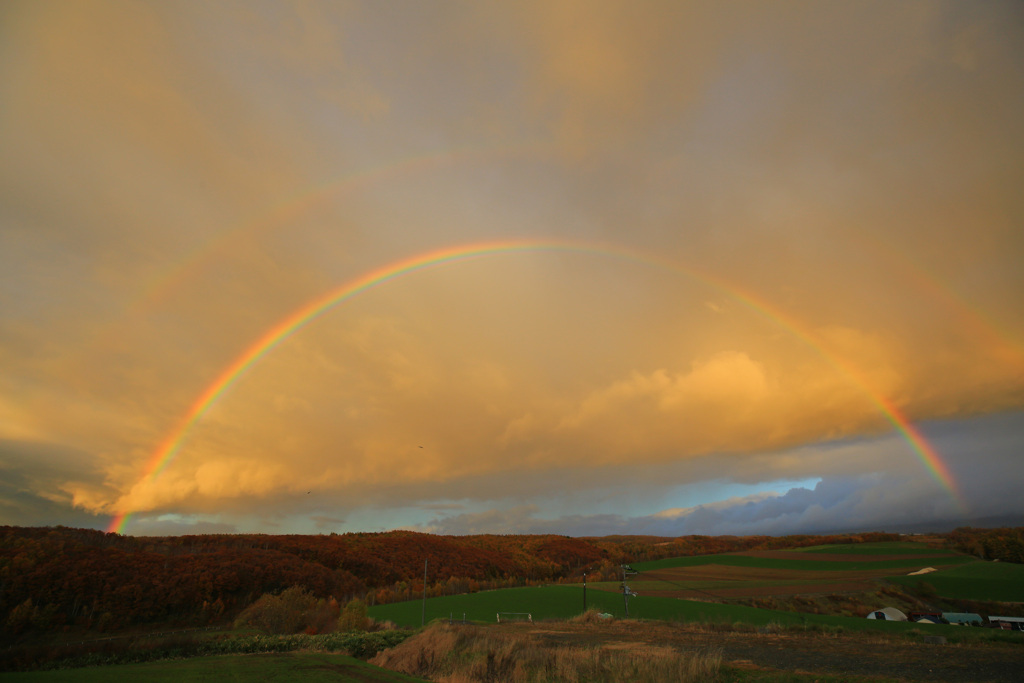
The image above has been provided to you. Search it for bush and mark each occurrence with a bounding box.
[234,586,335,634]
[5,599,34,635]
[569,609,606,624]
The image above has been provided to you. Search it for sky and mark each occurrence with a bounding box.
[1,0,1022,538]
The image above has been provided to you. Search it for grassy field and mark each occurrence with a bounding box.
[370,585,618,626]
[886,560,1024,602]
[0,653,426,682]
[587,578,819,593]
[632,552,968,573]
[368,585,941,635]
[369,540,1022,645]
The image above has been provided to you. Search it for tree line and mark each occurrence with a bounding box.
[1,525,923,636]
[946,526,1024,563]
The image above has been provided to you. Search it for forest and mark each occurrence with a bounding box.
[2,525,1017,637]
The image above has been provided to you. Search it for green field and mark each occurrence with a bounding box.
[0,653,425,682]
[367,585,942,636]
[794,542,954,555]
[886,560,1024,602]
[370,585,620,626]
[632,552,969,573]
[585,577,846,595]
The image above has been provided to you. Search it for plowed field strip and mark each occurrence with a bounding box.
[592,578,835,591]
[737,550,959,562]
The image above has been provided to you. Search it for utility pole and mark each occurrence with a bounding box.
[621,564,638,617]
[421,558,428,627]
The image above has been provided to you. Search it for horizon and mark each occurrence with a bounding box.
[14,521,1024,539]
[10,520,1024,539]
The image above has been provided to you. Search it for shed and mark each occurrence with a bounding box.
[909,611,943,622]
[989,616,1024,631]
[866,607,908,621]
[942,612,982,625]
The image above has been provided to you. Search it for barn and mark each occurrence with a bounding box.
[942,612,983,626]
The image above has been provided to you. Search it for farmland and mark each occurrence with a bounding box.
[368,541,1020,637]
[362,540,1024,681]
[595,542,974,600]
[886,560,1024,602]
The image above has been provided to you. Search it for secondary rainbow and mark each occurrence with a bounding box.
[108,238,967,532]
[848,231,1024,373]
[129,141,548,315]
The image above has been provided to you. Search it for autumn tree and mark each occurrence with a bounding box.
[338,598,370,632]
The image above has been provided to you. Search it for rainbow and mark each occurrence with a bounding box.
[717,287,966,511]
[107,238,967,532]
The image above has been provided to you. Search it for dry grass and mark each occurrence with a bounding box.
[370,623,721,683]
[567,609,606,625]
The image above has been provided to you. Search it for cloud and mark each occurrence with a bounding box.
[124,515,238,537]
[420,503,467,512]
[507,2,722,155]
[424,469,1023,538]
[418,411,1024,536]
[0,439,113,528]
[653,491,782,520]
[0,2,1021,533]
[311,515,346,530]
